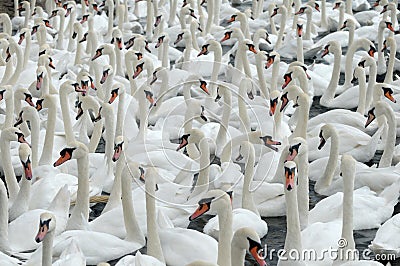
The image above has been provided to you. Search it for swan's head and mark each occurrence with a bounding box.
[321,43,331,58]
[282,72,292,89]
[340,18,356,30]
[80,14,90,24]
[236,141,255,162]
[150,67,167,85]
[199,80,210,95]
[36,66,47,90]
[75,101,84,120]
[270,6,279,17]
[332,1,342,10]
[14,110,24,127]
[144,89,156,108]
[351,66,364,85]
[91,46,104,61]
[269,90,280,115]
[232,228,266,266]
[18,28,30,45]
[100,65,113,84]
[221,30,232,42]
[189,189,230,221]
[111,35,123,50]
[295,6,307,15]
[368,45,376,57]
[380,21,395,33]
[35,212,56,243]
[284,161,297,191]
[53,143,88,167]
[35,98,44,111]
[365,107,376,128]
[112,136,124,162]
[265,52,278,69]
[381,86,396,103]
[1,127,29,145]
[244,40,258,54]
[155,35,167,49]
[372,0,381,7]
[176,134,190,151]
[133,62,145,79]
[259,135,281,152]
[19,143,32,180]
[296,24,303,37]
[197,43,210,56]
[42,19,53,29]
[174,32,184,46]
[285,137,307,162]
[318,124,335,150]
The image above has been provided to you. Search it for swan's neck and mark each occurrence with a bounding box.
[205,0,214,34]
[38,96,56,165]
[315,132,339,193]
[269,7,278,35]
[384,41,395,84]
[344,40,368,87]
[238,83,251,133]
[231,244,247,266]
[115,92,125,137]
[216,90,231,155]
[242,149,260,216]
[297,152,309,230]
[145,170,166,263]
[191,139,210,196]
[356,71,367,114]
[321,48,341,103]
[0,182,9,252]
[56,14,65,50]
[28,112,40,168]
[146,1,154,40]
[9,176,31,221]
[297,36,304,63]
[305,12,312,40]
[23,34,31,68]
[0,139,19,202]
[379,106,396,168]
[7,43,24,85]
[255,55,268,99]
[341,163,355,252]
[115,46,124,77]
[42,229,54,266]
[217,203,233,266]
[67,152,89,230]
[74,30,83,65]
[271,59,279,92]
[273,99,283,139]
[2,94,14,129]
[320,0,328,29]
[137,90,148,142]
[275,9,287,49]
[377,26,386,73]
[366,63,377,111]
[60,91,76,145]
[338,6,345,31]
[345,0,353,14]
[284,184,302,255]
[348,25,354,48]
[162,39,169,68]
[168,0,177,26]
[291,97,309,140]
[104,108,116,171]
[121,155,145,244]
[107,2,114,38]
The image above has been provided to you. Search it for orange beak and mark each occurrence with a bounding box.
[189,203,210,221]
[365,108,376,128]
[53,153,72,167]
[197,45,208,57]
[92,49,102,61]
[200,81,210,95]
[227,15,236,23]
[250,245,267,266]
[282,73,292,89]
[220,32,231,42]
[269,98,277,116]
[109,91,118,104]
[35,224,49,243]
[384,90,396,103]
[248,44,258,54]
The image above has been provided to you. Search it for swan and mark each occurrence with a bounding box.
[89,137,147,238]
[1,127,30,203]
[382,36,399,86]
[8,143,33,221]
[203,141,269,239]
[189,189,266,266]
[342,37,376,89]
[369,212,400,259]
[376,20,395,75]
[278,161,305,266]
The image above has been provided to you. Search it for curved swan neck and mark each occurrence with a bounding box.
[321,46,341,104]
[115,91,125,137]
[315,131,339,192]
[275,7,287,49]
[297,35,304,63]
[344,39,371,87]
[305,11,312,40]
[379,103,396,168]
[0,138,19,202]
[38,96,56,165]
[60,90,76,145]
